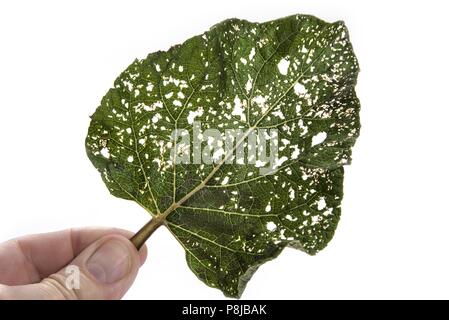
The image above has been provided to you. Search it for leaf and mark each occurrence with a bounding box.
[85,14,360,298]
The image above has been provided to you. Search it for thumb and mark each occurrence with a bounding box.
[3,235,143,299]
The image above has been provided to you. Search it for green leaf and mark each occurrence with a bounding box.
[85,14,360,298]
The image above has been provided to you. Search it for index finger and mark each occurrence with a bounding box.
[0,227,147,286]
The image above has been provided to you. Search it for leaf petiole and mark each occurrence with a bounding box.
[130,216,164,250]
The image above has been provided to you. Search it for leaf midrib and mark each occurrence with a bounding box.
[156,24,336,225]
[121,23,340,251]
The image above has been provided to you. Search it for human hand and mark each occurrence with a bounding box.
[0,228,147,300]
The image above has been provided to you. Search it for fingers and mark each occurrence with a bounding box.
[0,227,147,285]
[0,234,142,300]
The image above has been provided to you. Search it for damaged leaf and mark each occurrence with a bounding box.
[86,14,360,298]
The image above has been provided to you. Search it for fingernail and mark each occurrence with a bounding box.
[86,240,131,284]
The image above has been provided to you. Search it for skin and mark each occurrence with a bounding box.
[0,228,147,300]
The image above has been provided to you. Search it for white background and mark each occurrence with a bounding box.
[1,0,448,299]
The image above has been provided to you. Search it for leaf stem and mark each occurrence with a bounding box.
[130,216,164,250]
